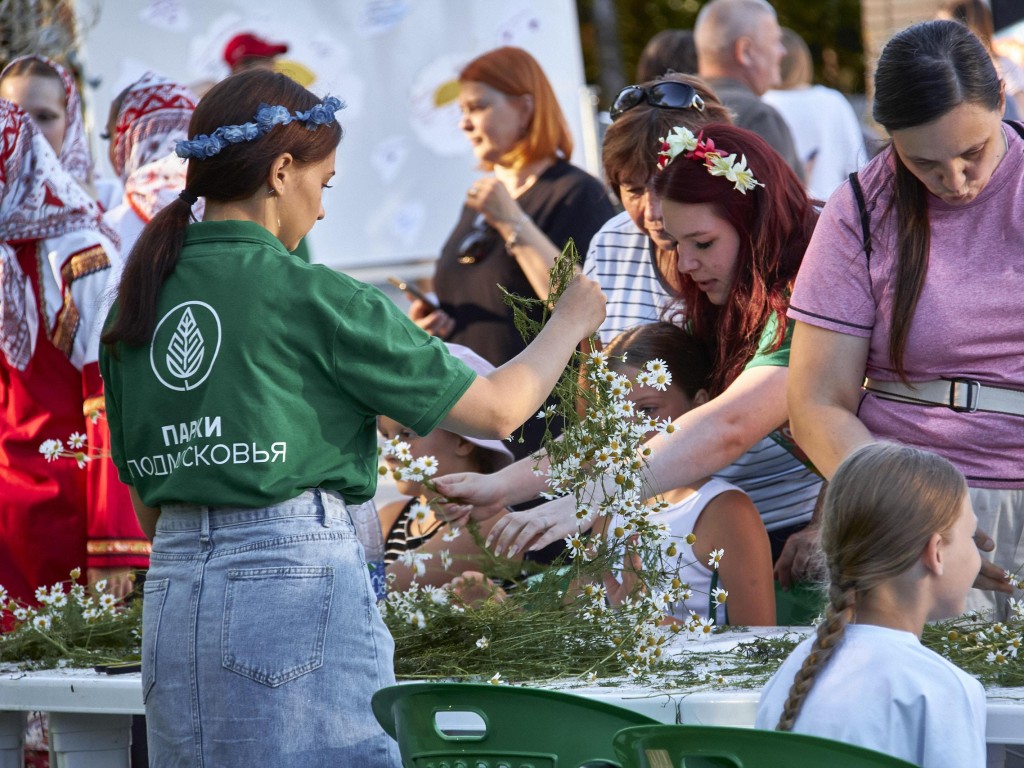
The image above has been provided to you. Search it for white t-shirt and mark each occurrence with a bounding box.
[611,478,743,625]
[762,85,867,202]
[582,211,677,346]
[755,623,987,767]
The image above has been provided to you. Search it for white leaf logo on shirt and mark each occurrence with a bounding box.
[166,307,205,380]
[150,301,221,392]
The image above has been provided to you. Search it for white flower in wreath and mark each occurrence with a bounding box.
[706,152,764,193]
[658,126,699,166]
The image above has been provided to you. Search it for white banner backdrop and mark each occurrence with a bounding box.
[77,0,594,271]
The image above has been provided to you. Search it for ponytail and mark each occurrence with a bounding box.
[101,195,193,348]
[773,443,967,731]
[886,158,931,381]
[775,582,856,731]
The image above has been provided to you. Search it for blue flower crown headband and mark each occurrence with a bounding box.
[175,96,344,160]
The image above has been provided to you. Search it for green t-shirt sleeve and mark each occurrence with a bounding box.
[332,284,475,434]
[744,313,794,370]
[98,340,132,486]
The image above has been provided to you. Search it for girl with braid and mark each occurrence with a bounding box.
[755,443,986,767]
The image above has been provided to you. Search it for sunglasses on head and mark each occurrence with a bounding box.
[609,82,706,122]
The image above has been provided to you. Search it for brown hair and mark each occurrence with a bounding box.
[0,56,63,89]
[778,28,813,90]
[602,73,732,196]
[775,443,966,731]
[459,46,571,170]
[102,70,342,348]
[604,321,712,401]
[636,29,698,82]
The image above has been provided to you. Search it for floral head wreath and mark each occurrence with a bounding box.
[657,126,764,194]
[175,96,344,160]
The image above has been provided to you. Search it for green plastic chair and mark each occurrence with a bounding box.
[612,725,918,768]
[372,682,661,768]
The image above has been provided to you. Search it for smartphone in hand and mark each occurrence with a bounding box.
[387,276,438,309]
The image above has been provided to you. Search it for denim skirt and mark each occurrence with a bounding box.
[143,488,401,767]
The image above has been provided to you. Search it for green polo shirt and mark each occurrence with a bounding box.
[100,220,474,508]
[744,312,793,370]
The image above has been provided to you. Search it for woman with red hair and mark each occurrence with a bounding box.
[440,124,821,577]
[411,47,614,460]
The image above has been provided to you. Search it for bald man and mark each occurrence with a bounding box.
[695,0,804,180]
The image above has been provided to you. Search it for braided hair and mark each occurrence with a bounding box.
[775,443,967,731]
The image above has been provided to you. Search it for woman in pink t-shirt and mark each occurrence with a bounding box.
[785,19,1021,617]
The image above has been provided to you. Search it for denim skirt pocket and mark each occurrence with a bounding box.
[141,578,169,703]
[221,566,335,687]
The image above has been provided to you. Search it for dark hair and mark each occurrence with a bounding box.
[775,443,966,731]
[602,73,732,196]
[651,123,815,395]
[872,20,1000,380]
[102,70,342,348]
[636,29,698,82]
[604,321,713,400]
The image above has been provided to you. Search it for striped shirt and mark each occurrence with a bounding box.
[583,211,678,346]
[713,435,820,531]
[384,498,443,566]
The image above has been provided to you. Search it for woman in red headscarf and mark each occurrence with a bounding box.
[0,99,147,609]
[0,54,120,207]
[103,72,199,253]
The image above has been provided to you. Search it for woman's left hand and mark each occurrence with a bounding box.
[485,494,579,558]
[466,177,521,229]
[974,529,1015,594]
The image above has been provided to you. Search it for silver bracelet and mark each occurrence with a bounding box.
[504,213,529,254]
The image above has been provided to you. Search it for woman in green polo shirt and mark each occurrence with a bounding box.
[99,69,603,768]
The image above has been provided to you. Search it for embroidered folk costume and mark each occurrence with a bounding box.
[0,100,147,608]
[105,73,199,251]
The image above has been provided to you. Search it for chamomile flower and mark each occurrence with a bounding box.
[711,588,728,605]
[475,636,490,650]
[32,615,52,632]
[39,439,63,462]
[94,579,108,593]
[439,550,453,571]
[564,532,590,561]
[410,501,431,523]
[67,432,86,449]
[407,610,427,629]
[707,549,724,569]
[99,593,118,611]
[488,672,503,685]
[398,550,433,578]
[441,527,461,542]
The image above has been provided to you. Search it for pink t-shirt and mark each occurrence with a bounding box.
[789,123,1024,488]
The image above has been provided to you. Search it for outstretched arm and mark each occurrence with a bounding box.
[440,274,605,439]
[486,364,791,556]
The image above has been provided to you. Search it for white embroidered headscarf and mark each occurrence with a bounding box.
[0,100,113,370]
[111,72,198,222]
[0,54,94,188]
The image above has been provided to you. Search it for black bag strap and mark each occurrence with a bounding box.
[848,171,872,264]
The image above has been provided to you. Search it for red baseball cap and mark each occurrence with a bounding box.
[223,33,289,69]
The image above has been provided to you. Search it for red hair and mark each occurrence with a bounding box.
[459,47,572,169]
[652,123,815,394]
